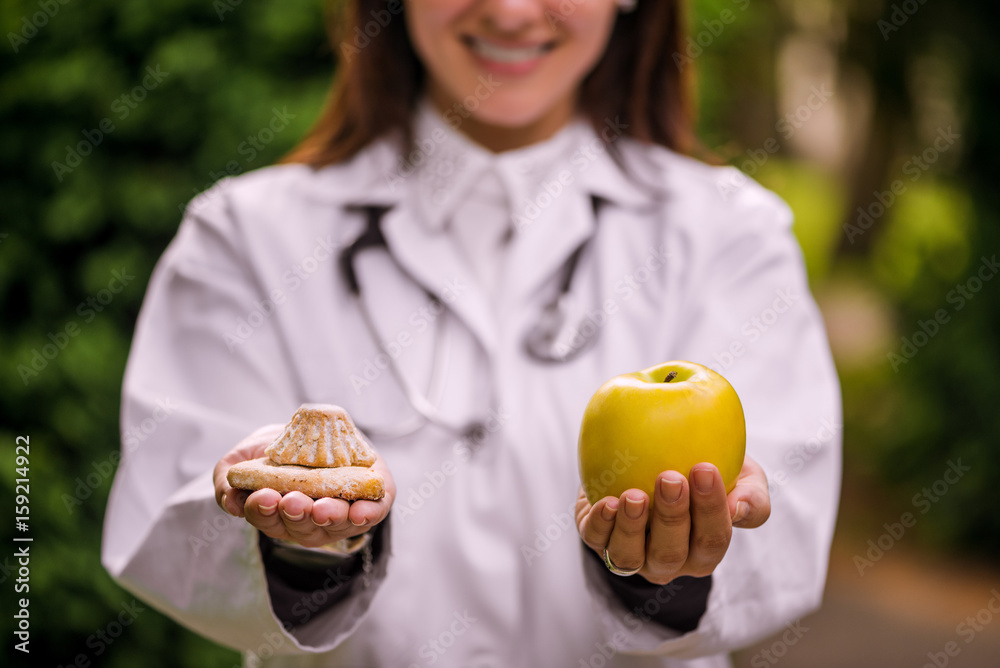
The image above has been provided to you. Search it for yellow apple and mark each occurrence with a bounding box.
[578,360,746,505]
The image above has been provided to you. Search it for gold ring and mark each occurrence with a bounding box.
[603,547,641,577]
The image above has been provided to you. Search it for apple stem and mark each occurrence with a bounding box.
[664,371,678,383]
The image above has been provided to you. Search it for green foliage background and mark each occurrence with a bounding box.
[1,0,997,666]
[2,1,332,665]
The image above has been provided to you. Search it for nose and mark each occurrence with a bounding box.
[479,0,547,35]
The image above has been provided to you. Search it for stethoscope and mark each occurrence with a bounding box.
[339,197,606,440]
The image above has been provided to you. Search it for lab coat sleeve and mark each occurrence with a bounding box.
[100,184,389,654]
[582,171,842,657]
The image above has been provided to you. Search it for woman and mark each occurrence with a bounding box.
[102,1,841,666]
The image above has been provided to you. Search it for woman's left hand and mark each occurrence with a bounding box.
[575,457,770,585]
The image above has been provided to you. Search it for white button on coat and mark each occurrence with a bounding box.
[102,99,841,667]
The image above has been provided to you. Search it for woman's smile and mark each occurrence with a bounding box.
[461,34,558,76]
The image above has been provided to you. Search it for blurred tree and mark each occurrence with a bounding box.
[697,0,1000,556]
[832,0,1000,555]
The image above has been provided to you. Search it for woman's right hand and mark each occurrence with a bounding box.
[213,423,396,548]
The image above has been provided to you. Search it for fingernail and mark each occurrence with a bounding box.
[351,517,368,527]
[258,503,277,516]
[624,496,644,520]
[733,501,748,524]
[282,509,304,521]
[659,478,683,503]
[693,469,714,493]
[601,502,617,521]
[221,492,228,509]
[313,517,331,527]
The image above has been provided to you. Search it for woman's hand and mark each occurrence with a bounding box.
[575,457,770,585]
[213,424,396,548]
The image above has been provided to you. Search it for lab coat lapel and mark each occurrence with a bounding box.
[497,121,662,303]
[332,132,498,359]
[378,205,498,356]
[503,181,596,302]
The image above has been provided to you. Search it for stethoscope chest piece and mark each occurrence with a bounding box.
[523,291,601,364]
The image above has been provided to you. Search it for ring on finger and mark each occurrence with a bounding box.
[603,547,641,577]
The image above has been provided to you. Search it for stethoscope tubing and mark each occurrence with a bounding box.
[339,197,606,438]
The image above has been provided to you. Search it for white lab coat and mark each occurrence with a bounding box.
[102,103,841,667]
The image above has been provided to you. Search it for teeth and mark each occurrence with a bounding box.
[469,38,548,64]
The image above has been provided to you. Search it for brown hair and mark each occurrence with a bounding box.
[282,0,694,167]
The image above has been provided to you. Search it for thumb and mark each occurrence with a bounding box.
[728,457,771,529]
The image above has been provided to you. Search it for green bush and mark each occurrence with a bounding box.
[2,1,330,665]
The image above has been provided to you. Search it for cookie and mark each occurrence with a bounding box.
[227,457,385,501]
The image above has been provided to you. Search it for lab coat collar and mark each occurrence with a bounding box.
[571,120,667,212]
[405,96,605,234]
[318,101,664,354]
[310,98,661,215]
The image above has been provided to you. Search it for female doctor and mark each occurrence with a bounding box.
[102,1,841,666]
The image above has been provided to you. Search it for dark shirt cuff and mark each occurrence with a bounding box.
[584,545,711,633]
[260,520,388,629]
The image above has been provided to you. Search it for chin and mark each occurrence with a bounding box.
[466,91,567,130]
[473,104,546,129]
